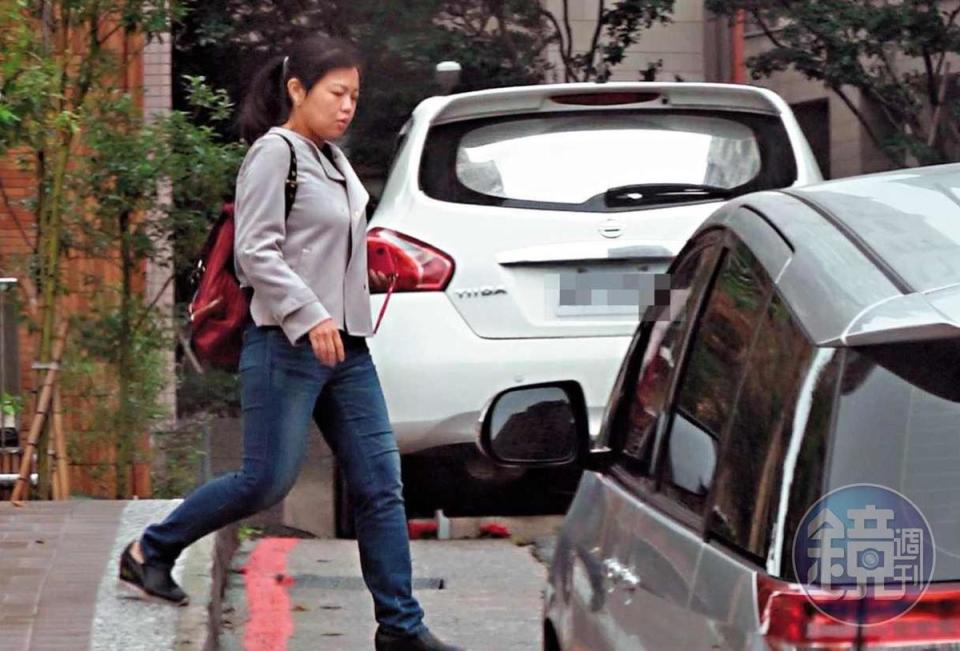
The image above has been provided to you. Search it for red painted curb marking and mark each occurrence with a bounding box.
[243,537,300,651]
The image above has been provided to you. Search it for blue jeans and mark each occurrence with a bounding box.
[141,324,425,635]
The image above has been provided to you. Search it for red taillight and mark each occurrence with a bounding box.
[549,92,661,106]
[758,575,960,649]
[758,575,859,649]
[367,227,454,292]
[861,586,960,646]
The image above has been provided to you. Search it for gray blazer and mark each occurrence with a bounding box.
[234,126,372,345]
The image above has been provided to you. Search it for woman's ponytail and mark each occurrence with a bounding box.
[237,37,364,146]
[238,55,290,145]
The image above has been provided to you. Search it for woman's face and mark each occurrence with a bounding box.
[288,66,360,143]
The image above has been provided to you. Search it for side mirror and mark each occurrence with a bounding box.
[478,382,588,467]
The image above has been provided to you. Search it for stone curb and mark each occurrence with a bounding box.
[172,523,239,651]
[85,501,241,651]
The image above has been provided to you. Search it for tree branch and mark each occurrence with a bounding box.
[936,5,960,78]
[562,0,574,75]
[0,178,34,251]
[752,10,788,51]
[586,0,606,80]
[17,273,39,322]
[928,61,951,149]
[752,9,900,167]
[945,3,960,31]
[922,47,937,107]
[490,1,520,68]
[872,48,923,140]
[96,20,126,49]
[832,85,902,167]
[540,7,577,81]
[130,271,175,334]
[753,0,906,167]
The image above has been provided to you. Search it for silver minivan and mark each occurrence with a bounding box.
[481,164,960,650]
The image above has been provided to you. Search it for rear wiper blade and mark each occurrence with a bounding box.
[604,183,733,206]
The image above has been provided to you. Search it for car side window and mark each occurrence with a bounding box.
[658,239,772,516]
[708,294,817,558]
[616,237,721,475]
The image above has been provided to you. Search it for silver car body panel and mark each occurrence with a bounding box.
[689,543,768,650]
[712,192,902,346]
[547,472,699,650]
[548,473,770,650]
[694,167,960,347]
[548,164,960,650]
[795,163,960,293]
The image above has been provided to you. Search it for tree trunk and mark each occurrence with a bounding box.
[35,133,71,500]
[116,209,133,498]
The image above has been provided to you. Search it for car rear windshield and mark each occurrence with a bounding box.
[824,340,960,581]
[419,110,798,212]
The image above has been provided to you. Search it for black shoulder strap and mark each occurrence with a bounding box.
[276,134,298,220]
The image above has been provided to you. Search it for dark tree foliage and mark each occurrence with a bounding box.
[707,0,960,166]
[541,0,676,82]
[173,0,552,173]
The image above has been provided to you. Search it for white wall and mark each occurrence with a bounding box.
[143,35,177,433]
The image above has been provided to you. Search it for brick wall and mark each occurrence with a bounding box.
[0,28,168,498]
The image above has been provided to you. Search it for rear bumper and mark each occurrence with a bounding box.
[368,293,632,455]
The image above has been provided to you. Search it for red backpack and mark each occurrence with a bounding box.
[188,135,298,370]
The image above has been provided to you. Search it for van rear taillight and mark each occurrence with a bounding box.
[368,227,454,292]
[758,575,960,650]
[860,586,960,647]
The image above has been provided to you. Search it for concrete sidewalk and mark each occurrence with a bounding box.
[0,500,222,651]
[221,538,547,651]
[0,500,552,651]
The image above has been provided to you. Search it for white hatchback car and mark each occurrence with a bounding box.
[364,82,821,521]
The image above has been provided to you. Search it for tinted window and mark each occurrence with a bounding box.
[664,413,717,504]
[827,340,960,581]
[709,296,817,559]
[778,351,841,579]
[660,240,770,514]
[617,243,720,475]
[420,110,798,212]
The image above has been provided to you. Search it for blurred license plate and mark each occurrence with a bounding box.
[551,267,669,317]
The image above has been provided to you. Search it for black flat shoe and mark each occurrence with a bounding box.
[117,541,189,606]
[375,627,464,651]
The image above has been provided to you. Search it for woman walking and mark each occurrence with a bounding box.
[118,36,462,651]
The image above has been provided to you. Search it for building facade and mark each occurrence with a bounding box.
[545,0,902,180]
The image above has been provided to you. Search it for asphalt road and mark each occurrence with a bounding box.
[219,537,549,651]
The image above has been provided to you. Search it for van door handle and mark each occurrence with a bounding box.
[602,558,641,590]
[602,557,622,577]
[620,568,641,591]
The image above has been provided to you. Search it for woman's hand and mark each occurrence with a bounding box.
[368,269,395,293]
[308,319,344,367]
